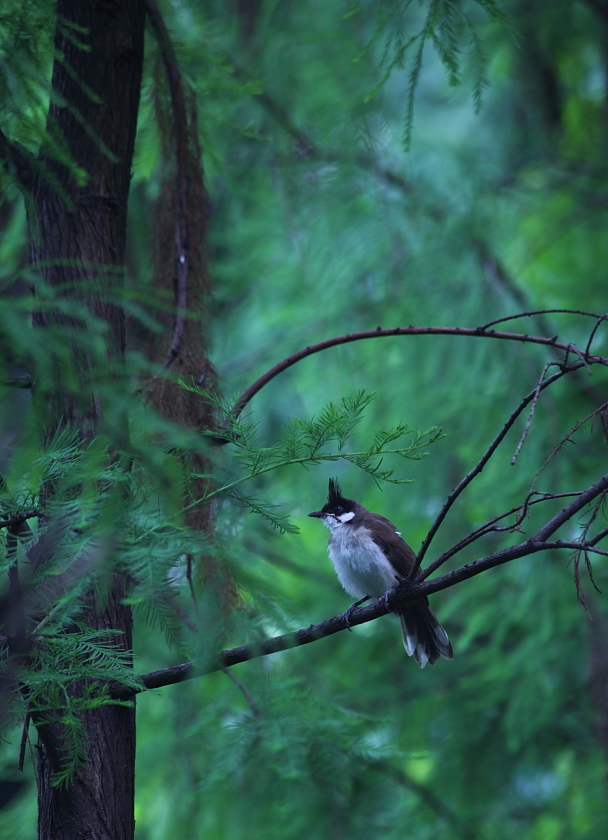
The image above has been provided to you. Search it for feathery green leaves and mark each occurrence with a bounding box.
[355,0,510,147]
[179,388,444,531]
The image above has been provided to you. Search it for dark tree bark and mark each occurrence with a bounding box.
[27,2,146,839]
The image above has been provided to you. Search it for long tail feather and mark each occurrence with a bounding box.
[399,600,453,668]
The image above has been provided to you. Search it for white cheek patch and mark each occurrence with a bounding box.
[337,511,355,523]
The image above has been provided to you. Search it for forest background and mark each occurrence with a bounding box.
[2,1,608,838]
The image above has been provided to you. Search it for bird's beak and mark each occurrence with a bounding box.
[308,510,324,518]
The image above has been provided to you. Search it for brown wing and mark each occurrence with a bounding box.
[360,513,417,580]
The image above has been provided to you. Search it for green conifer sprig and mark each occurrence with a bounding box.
[355,0,510,147]
[177,387,443,532]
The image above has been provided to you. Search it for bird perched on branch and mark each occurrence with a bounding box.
[309,478,453,668]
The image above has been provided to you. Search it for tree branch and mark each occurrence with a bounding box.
[227,324,606,425]
[109,472,608,700]
[0,510,41,530]
[408,362,584,579]
[480,308,606,332]
[419,491,582,582]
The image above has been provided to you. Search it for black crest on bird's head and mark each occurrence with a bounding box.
[328,478,343,506]
[309,478,357,519]
[325,478,356,513]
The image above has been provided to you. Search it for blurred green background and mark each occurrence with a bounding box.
[2,1,608,837]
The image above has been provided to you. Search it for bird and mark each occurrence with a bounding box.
[308,478,453,668]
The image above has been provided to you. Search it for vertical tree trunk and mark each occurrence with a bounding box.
[29,3,145,838]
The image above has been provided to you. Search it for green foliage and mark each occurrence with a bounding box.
[355,0,512,146]
[179,388,444,532]
[3,1,608,839]
[24,629,140,787]
[0,0,55,148]
[0,384,442,783]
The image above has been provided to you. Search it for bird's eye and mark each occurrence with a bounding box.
[335,505,343,513]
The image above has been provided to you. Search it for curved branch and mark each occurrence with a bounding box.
[109,472,608,700]
[229,325,607,423]
[480,309,605,331]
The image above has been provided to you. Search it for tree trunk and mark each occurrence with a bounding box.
[29,2,145,838]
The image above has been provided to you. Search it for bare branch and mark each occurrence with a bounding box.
[585,314,608,359]
[408,363,582,580]
[480,309,604,331]
[220,664,261,719]
[419,491,582,582]
[511,361,561,466]
[528,403,608,497]
[590,526,608,546]
[18,711,31,773]
[534,476,608,541]
[228,324,607,425]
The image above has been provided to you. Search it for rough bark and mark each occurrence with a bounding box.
[28,2,145,839]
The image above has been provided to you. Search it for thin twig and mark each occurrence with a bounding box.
[146,0,190,370]
[161,590,197,633]
[480,309,603,331]
[566,342,593,373]
[0,378,34,389]
[32,602,64,637]
[544,541,608,556]
[585,314,608,360]
[528,403,608,497]
[511,361,561,466]
[590,526,608,546]
[185,554,198,620]
[408,363,583,581]
[574,492,607,609]
[419,491,582,582]
[220,664,261,719]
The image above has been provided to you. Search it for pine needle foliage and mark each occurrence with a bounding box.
[0,0,55,149]
[0,1,91,200]
[355,0,510,147]
[180,386,444,533]
[0,384,442,782]
[24,629,141,787]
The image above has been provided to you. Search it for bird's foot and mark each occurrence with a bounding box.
[343,596,371,630]
[379,590,393,614]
